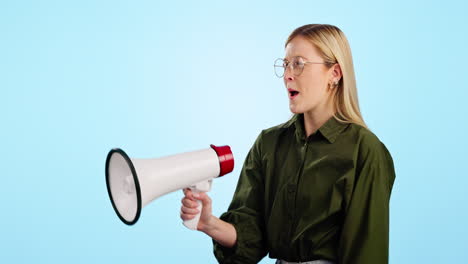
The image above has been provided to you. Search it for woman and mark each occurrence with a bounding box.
[180,24,396,264]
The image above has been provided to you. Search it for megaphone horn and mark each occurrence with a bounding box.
[105,144,234,229]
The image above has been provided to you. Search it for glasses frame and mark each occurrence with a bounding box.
[274,56,329,78]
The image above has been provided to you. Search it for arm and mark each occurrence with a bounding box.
[181,189,237,248]
[212,131,268,263]
[338,136,396,264]
[202,214,237,248]
[180,131,268,263]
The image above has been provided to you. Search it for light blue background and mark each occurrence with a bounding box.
[1,0,467,263]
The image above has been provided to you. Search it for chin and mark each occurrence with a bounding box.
[289,106,304,114]
[290,104,314,115]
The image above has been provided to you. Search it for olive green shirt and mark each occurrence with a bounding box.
[213,114,396,264]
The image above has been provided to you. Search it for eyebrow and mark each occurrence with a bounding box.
[284,55,310,61]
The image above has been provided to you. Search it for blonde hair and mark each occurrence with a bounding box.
[286,24,368,129]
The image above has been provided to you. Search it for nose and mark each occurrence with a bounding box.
[284,65,294,82]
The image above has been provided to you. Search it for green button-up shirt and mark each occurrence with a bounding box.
[213,113,396,264]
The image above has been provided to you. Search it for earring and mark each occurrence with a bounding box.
[329,80,339,89]
[334,80,339,88]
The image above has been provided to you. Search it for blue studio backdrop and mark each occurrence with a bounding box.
[1,0,467,263]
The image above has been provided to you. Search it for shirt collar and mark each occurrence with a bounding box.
[287,113,349,144]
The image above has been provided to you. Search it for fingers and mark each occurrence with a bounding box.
[181,196,199,208]
[192,192,212,206]
[180,189,213,222]
[182,188,196,201]
[180,201,199,220]
[181,204,199,215]
[180,191,201,221]
[182,189,212,205]
[180,211,197,221]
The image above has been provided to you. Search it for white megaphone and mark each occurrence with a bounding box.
[105,144,234,229]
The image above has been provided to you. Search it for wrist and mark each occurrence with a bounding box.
[200,215,218,234]
[199,215,237,248]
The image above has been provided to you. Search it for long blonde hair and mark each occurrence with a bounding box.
[286,24,368,129]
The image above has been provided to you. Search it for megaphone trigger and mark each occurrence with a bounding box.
[190,179,213,192]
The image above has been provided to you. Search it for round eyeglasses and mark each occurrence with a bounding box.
[274,56,328,78]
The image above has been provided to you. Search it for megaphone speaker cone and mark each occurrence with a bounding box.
[105,148,142,225]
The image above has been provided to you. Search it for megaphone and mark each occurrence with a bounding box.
[105,144,234,229]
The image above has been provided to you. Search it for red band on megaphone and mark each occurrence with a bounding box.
[210,144,234,177]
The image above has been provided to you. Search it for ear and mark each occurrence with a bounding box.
[329,63,342,84]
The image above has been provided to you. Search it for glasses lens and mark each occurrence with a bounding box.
[292,57,305,76]
[274,58,285,78]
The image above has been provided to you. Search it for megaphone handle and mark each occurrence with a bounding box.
[183,189,202,230]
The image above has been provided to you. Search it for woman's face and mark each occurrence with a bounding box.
[283,36,335,114]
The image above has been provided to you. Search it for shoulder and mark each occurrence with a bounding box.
[257,117,295,142]
[248,117,294,158]
[347,123,391,157]
[347,123,395,177]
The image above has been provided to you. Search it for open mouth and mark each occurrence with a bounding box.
[289,90,300,99]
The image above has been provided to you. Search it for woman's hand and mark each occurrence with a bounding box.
[180,188,237,248]
[180,188,214,232]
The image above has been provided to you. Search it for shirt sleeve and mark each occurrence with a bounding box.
[338,134,396,264]
[212,131,268,264]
